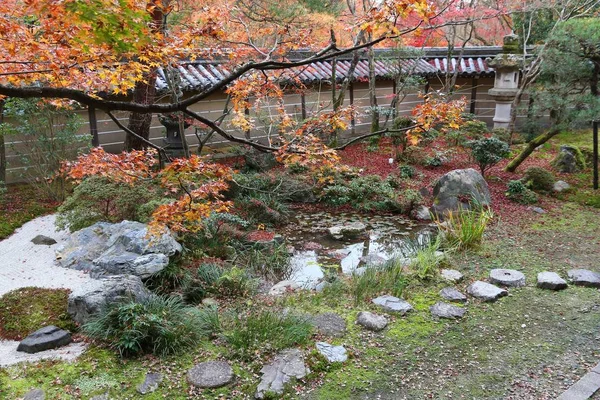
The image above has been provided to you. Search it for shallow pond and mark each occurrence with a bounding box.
[280,210,435,289]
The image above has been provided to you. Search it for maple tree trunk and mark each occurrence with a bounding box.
[125,2,165,151]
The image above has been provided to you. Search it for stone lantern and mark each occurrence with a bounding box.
[487,34,522,129]
[158,113,190,158]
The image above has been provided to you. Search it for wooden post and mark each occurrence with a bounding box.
[470,76,478,115]
[88,106,100,147]
[244,105,250,140]
[349,82,355,135]
[392,80,397,120]
[594,120,598,190]
[301,93,307,120]
[424,80,430,97]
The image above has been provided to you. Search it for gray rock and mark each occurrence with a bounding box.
[137,372,163,394]
[553,145,585,173]
[528,206,546,214]
[430,301,466,319]
[187,361,234,388]
[314,281,330,292]
[441,269,463,283]
[68,275,151,326]
[414,205,432,221]
[432,168,491,216]
[56,221,182,279]
[439,287,467,303]
[360,254,387,267]
[328,222,367,240]
[489,269,526,288]
[537,272,568,290]
[467,281,508,302]
[23,389,45,400]
[316,342,347,363]
[553,180,571,193]
[90,395,108,400]
[372,295,413,315]
[17,326,72,354]
[567,269,600,288]
[269,280,300,296]
[356,311,388,332]
[256,349,309,399]
[31,235,57,246]
[312,313,346,337]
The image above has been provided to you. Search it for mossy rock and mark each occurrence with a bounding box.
[552,145,586,173]
[523,167,555,193]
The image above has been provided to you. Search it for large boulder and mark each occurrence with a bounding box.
[552,145,586,173]
[432,168,491,216]
[56,221,182,279]
[67,275,151,326]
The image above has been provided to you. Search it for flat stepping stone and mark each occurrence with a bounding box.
[489,269,526,287]
[137,372,163,394]
[187,361,234,388]
[256,348,309,399]
[311,313,346,337]
[441,269,463,283]
[537,272,568,290]
[568,269,600,288]
[316,342,348,363]
[17,326,72,354]
[31,235,57,245]
[269,280,300,296]
[430,302,466,319]
[439,287,467,303]
[356,311,388,332]
[23,389,45,400]
[372,295,413,315]
[467,281,508,302]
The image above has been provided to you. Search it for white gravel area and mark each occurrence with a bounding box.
[0,214,101,296]
[0,340,88,367]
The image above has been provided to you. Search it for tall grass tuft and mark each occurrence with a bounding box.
[223,310,313,359]
[436,207,494,250]
[410,237,444,280]
[349,258,410,305]
[83,295,212,357]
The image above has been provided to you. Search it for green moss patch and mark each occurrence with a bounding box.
[0,287,76,340]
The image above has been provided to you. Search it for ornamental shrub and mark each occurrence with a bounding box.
[321,175,401,211]
[523,167,555,192]
[469,137,510,177]
[506,180,539,204]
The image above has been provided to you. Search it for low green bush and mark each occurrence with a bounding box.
[321,175,401,211]
[223,310,313,359]
[469,137,510,177]
[182,263,223,303]
[523,167,555,192]
[398,164,416,179]
[83,295,209,357]
[506,180,539,204]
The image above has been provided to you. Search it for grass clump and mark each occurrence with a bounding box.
[223,310,313,360]
[349,258,410,305]
[83,295,211,357]
[0,287,75,340]
[410,238,445,280]
[233,242,292,281]
[436,208,493,250]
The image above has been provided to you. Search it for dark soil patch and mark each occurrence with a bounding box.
[0,287,76,340]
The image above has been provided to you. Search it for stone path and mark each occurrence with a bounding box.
[557,362,600,400]
[0,214,101,296]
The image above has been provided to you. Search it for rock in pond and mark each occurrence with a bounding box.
[137,372,163,394]
[430,301,466,319]
[432,168,491,216]
[269,280,300,296]
[68,275,151,326]
[441,269,463,283]
[537,272,568,290]
[489,269,526,288]
[17,326,72,354]
[31,235,57,246]
[23,389,45,400]
[56,220,182,279]
[414,205,432,221]
[327,222,367,240]
[312,313,346,338]
[372,295,413,315]
[256,349,309,399]
[356,311,388,332]
[439,287,467,303]
[316,342,347,363]
[187,361,234,388]
[567,269,600,288]
[467,281,508,302]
